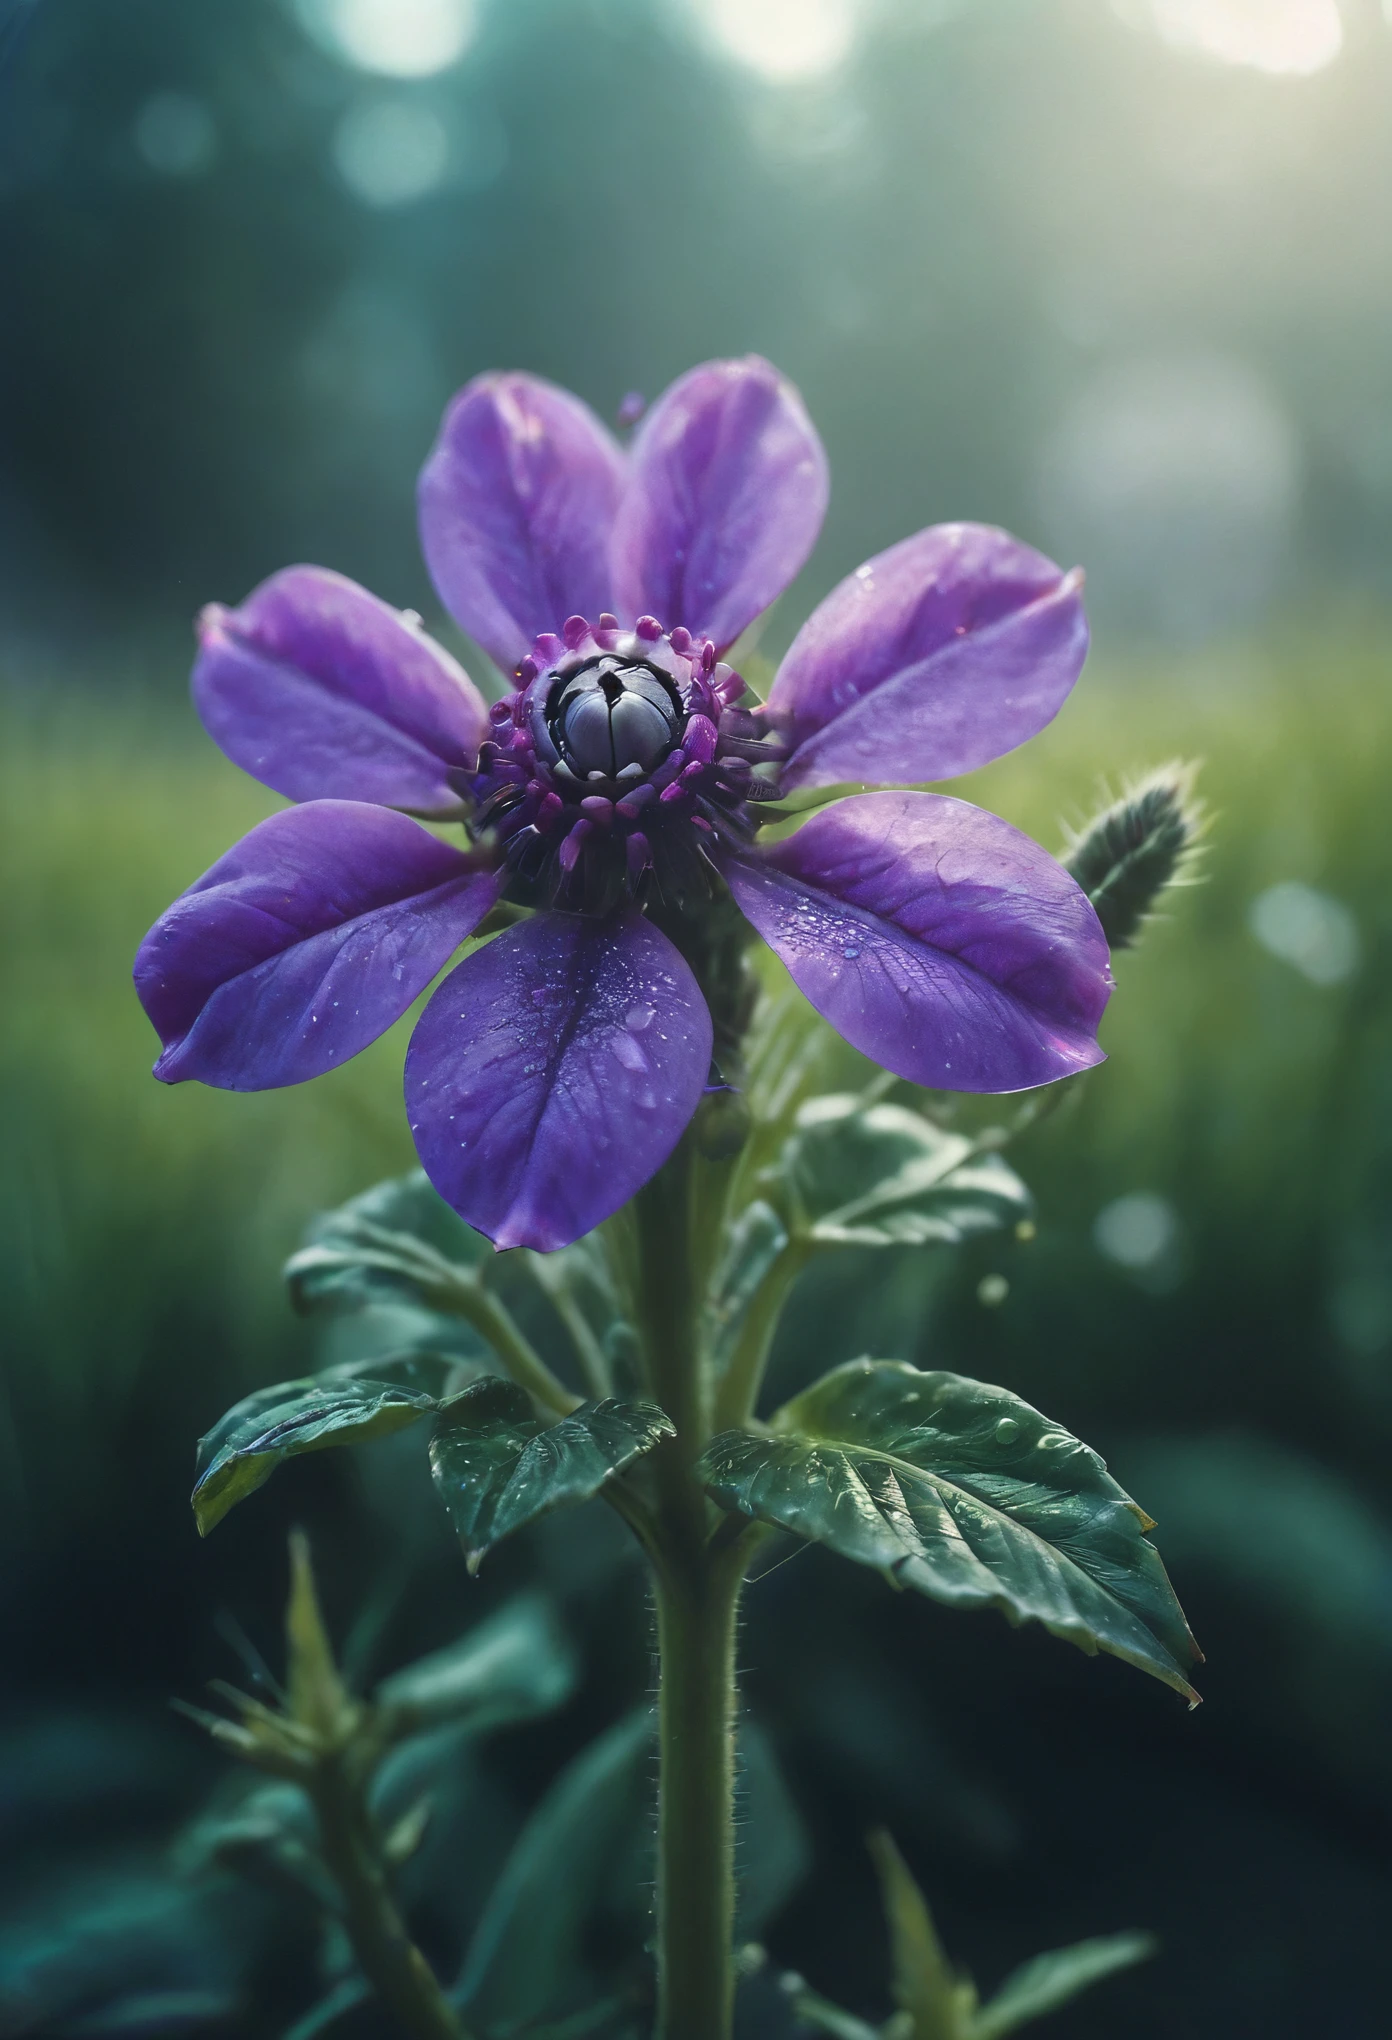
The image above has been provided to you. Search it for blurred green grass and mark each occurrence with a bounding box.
[3,630,1390,1538]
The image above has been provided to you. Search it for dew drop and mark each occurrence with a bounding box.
[992,1416,1021,1445]
[625,1003,655,1031]
[842,944,860,960]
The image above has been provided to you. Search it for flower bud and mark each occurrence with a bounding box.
[1063,762,1204,951]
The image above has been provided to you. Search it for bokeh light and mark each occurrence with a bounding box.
[687,0,858,80]
[332,98,450,206]
[295,0,477,79]
[1094,1193,1179,1271]
[132,92,218,177]
[1249,882,1360,985]
[1116,0,1344,76]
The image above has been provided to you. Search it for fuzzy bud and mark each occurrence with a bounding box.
[1063,763,1204,951]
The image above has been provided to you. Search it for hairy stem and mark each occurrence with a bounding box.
[309,1754,467,2040]
[633,1141,743,2040]
[651,1548,744,2040]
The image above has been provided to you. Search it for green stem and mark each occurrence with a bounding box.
[632,1141,743,2040]
[310,1754,467,2040]
[450,1282,580,1417]
[712,1238,809,1433]
[651,1548,745,2040]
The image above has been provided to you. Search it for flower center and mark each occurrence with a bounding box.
[547,657,683,783]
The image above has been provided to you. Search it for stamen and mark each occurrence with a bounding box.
[684,714,718,764]
[617,782,656,819]
[558,818,592,871]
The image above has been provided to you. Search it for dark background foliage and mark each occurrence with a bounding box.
[3,2,1391,2036]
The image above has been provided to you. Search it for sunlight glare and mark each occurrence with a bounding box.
[296,0,477,79]
[692,0,857,81]
[1119,0,1343,76]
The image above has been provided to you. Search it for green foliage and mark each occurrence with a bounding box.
[429,1379,674,1573]
[374,1593,578,1741]
[796,1830,1155,2040]
[970,1932,1158,2039]
[702,1360,1199,1698]
[704,1199,790,1375]
[869,1829,970,2040]
[456,1709,654,2030]
[181,1544,581,2039]
[191,1353,467,1536]
[778,1096,1032,1249]
[456,1710,808,2033]
[286,1169,492,1316]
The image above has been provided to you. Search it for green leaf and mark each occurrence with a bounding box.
[869,1830,972,2040]
[428,1378,673,1571]
[191,1354,462,1536]
[454,1708,803,2028]
[704,1199,791,1376]
[779,1096,1031,1248]
[284,1168,489,1318]
[375,1592,577,1737]
[700,1361,1200,1699]
[970,1931,1156,2038]
[457,1709,655,2028]
[786,1992,882,2040]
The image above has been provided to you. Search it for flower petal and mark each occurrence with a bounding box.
[193,566,488,816]
[405,910,712,1251]
[768,525,1088,789]
[135,802,502,1090]
[724,790,1110,1092]
[611,356,828,653]
[418,372,626,674]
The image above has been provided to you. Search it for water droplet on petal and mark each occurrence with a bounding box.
[992,1416,1021,1445]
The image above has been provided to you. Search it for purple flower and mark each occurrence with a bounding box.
[135,356,1110,1252]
